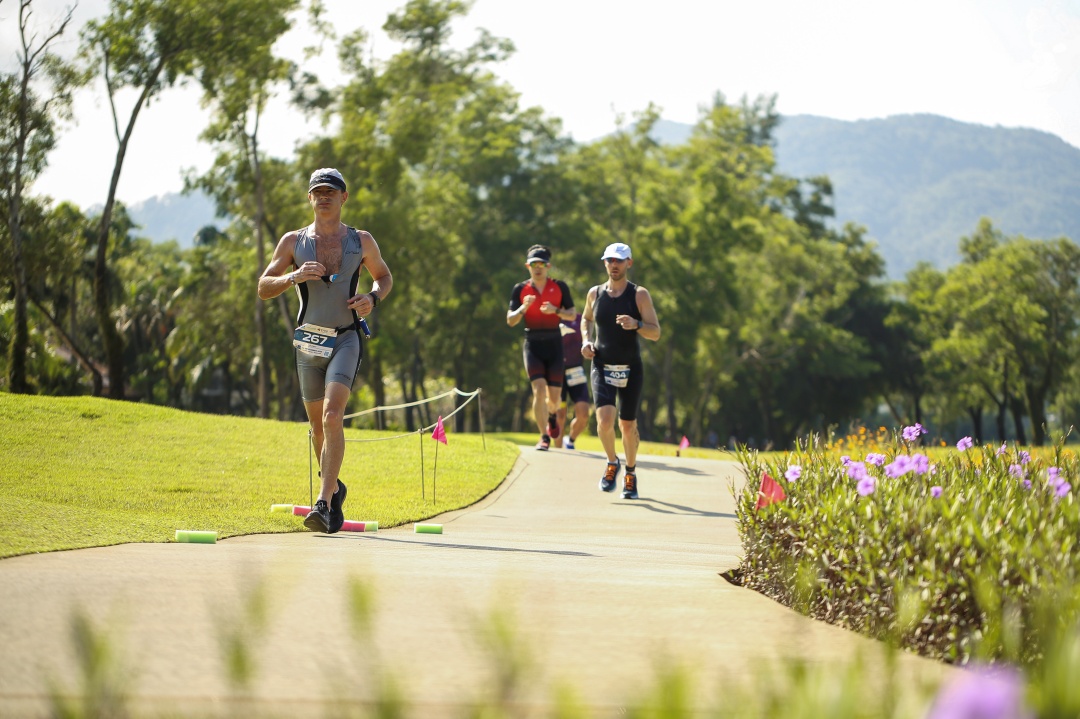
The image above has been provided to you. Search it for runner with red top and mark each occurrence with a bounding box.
[507,245,577,450]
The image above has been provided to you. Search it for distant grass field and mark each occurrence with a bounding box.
[0,394,519,559]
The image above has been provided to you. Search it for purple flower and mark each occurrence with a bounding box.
[1018,450,1031,465]
[840,455,852,467]
[885,455,913,478]
[931,486,943,498]
[865,453,886,467]
[1022,479,1032,490]
[1056,481,1071,498]
[956,436,974,451]
[857,476,876,496]
[1048,466,1060,483]
[902,423,926,442]
[911,453,930,475]
[997,442,1007,456]
[927,664,1032,719]
[1009,464,1024,479]
[785,465,802,482]
[847,461,869,482]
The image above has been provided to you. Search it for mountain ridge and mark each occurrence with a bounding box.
[123,114,1080,279]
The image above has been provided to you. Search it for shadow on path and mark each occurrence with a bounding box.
[318,534,595,557]
[614,498,735,519]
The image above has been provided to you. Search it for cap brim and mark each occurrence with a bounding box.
[309,182,342,191]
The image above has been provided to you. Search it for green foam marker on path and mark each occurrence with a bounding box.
[176,530,217,544]
[415,523,442,534]
[269,504,293,513]
[361,521,378,532]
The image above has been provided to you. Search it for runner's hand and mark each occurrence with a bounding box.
[615,314,639,330]
[293,261,325,283]
[581,341,595,360]
[347,293,375,315]
[540,301,557,314]
[522,295,536,309]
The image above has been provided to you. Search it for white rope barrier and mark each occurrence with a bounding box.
[340,388,482,443]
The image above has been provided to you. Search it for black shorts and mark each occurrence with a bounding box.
[523,336,564,387]
[561,364,590,405]
[591,358,643,421]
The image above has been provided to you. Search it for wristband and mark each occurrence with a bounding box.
[637,319,643,329]
[369,291,380,307]
[289,272,297,285]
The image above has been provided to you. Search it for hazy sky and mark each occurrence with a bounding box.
[4,0,1079,208]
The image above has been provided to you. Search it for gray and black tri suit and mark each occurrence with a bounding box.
[590,282,644,421]
[293,225,364,402]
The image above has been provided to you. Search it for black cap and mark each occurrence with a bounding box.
[526,247,551,263]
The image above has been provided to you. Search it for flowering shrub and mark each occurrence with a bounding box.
[734,430,1080,665]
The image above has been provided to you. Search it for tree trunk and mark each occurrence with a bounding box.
[371,348,385,430]
[249,128,270,418]
[94,61,165,400]
[7,241,29,394]
[664,344,676,441]
[966,406,983,445]
[1024,385,1047,446]
[1009,394,1027,445]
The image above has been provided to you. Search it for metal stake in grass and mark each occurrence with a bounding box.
[431,416,447,504]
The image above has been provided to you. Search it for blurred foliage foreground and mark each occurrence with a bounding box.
[734,426,1080,717]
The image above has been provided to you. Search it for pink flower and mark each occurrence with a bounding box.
[931,486,943,498]
[956,436,974,451]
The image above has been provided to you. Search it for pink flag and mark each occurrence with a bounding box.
[755,472,787,511]
[431,416,448,445]
[678,435,690,450]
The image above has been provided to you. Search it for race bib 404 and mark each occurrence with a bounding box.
[602,364,631,388]
[293,324,337,358]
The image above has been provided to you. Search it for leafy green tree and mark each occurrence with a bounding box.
[188,0,299,417]
[0,0,82,393]
[79,0,305,399]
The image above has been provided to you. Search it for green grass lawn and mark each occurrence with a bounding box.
[0,394,520,559]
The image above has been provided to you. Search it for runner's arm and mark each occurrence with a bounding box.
[349,231,393,315]
[258,232,313,300]
[634,287,661,341]
[580,286,598,359]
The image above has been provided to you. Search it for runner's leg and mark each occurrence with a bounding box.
[317,381,351,502]
[597,405,618,463]
[531,377,550,436]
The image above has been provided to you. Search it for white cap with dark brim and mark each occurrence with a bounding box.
[309,168,347,192]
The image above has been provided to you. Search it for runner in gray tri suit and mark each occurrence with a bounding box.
[258,168,393,534]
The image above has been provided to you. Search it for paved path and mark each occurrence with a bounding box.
[0,449,951,717]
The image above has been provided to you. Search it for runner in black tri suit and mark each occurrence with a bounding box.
[258,168,393,533]
[581,242,661,499]
[507,245,576,451]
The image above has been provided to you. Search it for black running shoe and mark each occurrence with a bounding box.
[304,499,331,533]
[622,470,638,499]
[328,479,347,534]
[547,413,560,439]
[599,458,620,492]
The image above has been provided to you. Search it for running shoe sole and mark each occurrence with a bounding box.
[304,508,330,533]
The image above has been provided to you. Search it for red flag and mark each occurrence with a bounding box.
[755,472,786,510]
[678,435,690,450]
[431,416,448,445]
